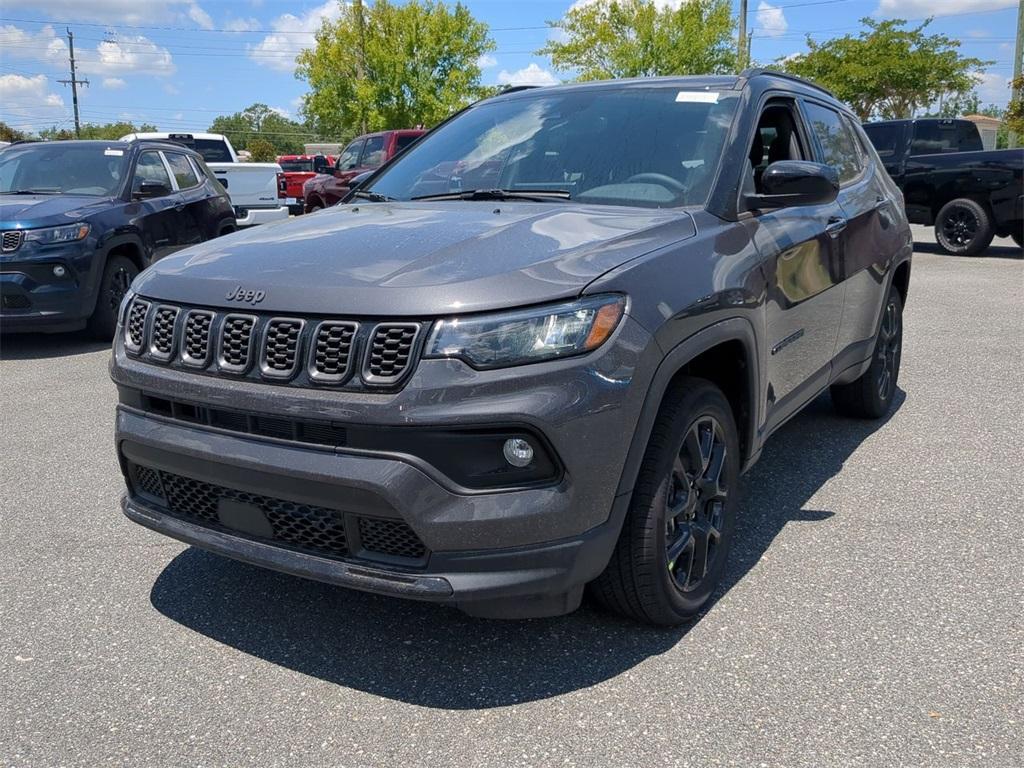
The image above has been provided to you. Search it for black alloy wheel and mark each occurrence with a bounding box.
[874,296,901,402]
[88,255,139,340]
[935,198,995,256]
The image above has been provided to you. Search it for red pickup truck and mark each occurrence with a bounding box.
[276,154,335,215]
[302,129,425,212]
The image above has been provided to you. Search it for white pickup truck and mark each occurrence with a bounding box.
[119,132,289,227]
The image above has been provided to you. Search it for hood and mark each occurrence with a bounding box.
[0,194,116,228]
[134,201,697,316]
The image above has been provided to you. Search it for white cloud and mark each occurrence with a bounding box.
[876,0,1015,17]
[226,17,262,32]
[102,77,126,89]
[250,1,341,73]
[27,0,215,27]
[755,1,788,37]
[976,71,1010,108]
[477,54,498,69]
[497,63,559,87]
[0,74,67,132]
[0,25,175,78]
[163,83,181,95]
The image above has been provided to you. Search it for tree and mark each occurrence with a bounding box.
[1005,74,1024,143]
[208,103,312,154]
[36,121,158,141]
[781,18,992,120]
[539,0,735,81]
[247,138,277,162]
[296,0,494,141]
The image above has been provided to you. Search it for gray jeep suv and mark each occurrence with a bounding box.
[111,70,911,625]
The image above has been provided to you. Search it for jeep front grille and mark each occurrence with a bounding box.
[128,462,428,564]
[123,296,422,390]
[1,231,22,253]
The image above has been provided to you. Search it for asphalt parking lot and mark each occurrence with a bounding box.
[2,227,1021,768]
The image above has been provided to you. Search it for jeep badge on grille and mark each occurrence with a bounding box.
[225,285,266,304]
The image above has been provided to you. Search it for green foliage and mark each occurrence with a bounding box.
[0,121,29,143]
[296,0,494,141]
[781,18,992,121]
[246,137,278,162]
[36,121,158,141]
[1005,75,1024,142]
[539,0,736,81]
[208,103,312,154]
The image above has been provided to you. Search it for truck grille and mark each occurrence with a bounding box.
[124,297,422,389]
[1,231,22,253]
[128,462,427,564]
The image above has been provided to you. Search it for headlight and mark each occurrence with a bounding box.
[426,295,626,369]
[23,223,91,244]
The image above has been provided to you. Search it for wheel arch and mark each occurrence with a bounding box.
[892,257,911,308]
[615,318,761,499]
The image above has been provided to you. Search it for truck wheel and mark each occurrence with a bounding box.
[830,287,903,419]
[935,198,994,256]
[87,255,138,341]
[591,378,739,626]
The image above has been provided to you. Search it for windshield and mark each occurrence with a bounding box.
[0,143,128,196]
[279,159,314,172]
[368,87,739,208]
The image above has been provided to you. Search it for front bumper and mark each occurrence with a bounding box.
[112,314,658,617]
[0,239,96,332]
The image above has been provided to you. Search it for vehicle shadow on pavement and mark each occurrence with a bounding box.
[0,331,111,360]
[913,241,1021,260]
[150,389,905,709]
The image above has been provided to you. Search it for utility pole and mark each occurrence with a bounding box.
[1010,0,1023,147]
[57,28,89,138]
[354,0,368,134]
[738,0,748,70]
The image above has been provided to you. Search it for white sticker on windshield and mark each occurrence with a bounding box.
[676,91,719,104]
[104,148,124,156]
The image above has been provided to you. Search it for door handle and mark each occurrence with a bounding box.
[174,204,186,212]
[825,216,847,237]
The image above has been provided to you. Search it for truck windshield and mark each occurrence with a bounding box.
[0,143,128,196]
[367,87,740,209]
[279,159,314,172]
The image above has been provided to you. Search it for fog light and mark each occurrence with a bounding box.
[53,265,66,278]
[503,437,534,468]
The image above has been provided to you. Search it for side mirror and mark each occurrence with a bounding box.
[744,160,838,210]
[348,171,374,190]
[135,180,171,199]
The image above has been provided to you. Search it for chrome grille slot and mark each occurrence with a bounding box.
[310,321,358,384]
[260,318,305,379]
[364,323,420,385]
[124,298,150,354]
[149,305,179,361]
[218,314,257,373]
[181,310,214,367]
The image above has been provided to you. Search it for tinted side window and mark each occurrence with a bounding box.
[165,153,199,188]
[863,123,905,158]
[192,139,233,163]
[337,141,364,170]
[361,136,385,168]
[804,102,862,184]
[909,121,982,154]
[133,152,172,194]
[395,134,420,152]
[956,122,983,152]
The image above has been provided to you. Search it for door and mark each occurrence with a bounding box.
[162,151,206,247]
[744,98,846,425]
[324,139,366,204]
[130,150,179,263]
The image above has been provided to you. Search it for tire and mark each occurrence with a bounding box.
[830,287,903,419]
[591,378,740,626]
[87,255,138,341]
[934,198,994,256]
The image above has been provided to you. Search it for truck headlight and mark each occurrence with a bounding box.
[23,223,91,244]
[426,295,626,369]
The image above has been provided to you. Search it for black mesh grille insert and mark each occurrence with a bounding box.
[127,463,429,563]
[262,318,303,376]
[1,231,22,253]
[367,324,419,382]
[219,315,256,371]
[126,299,149,351]
[1,294,31,309]
[358,517,427,560]
[311,321,357,382]
[150,306,179,359]
[182,310,214,364]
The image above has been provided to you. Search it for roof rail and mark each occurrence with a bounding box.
[499,84,542,94]
[739,68,835,98]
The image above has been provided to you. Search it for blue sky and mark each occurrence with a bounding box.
[0,0,1017,135]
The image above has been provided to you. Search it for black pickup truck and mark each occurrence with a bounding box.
[863,118,1023,255]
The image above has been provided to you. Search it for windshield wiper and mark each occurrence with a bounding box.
[411,188,571,202]
[0,188,61,195]
[350,189,395,202]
